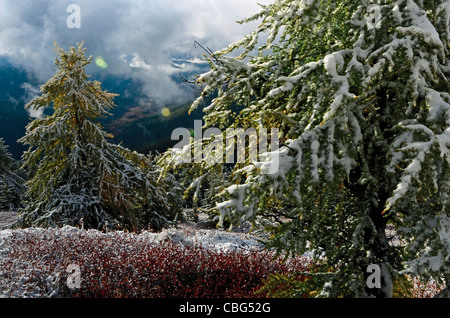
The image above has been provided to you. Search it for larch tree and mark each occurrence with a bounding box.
[161,0,450,297]
[18,42,182,231]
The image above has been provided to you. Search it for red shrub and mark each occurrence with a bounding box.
[0,229,310,298]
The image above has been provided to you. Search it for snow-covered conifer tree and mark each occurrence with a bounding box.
[18,42,182,231]
[162,0,450,297]
[0,138,25,211]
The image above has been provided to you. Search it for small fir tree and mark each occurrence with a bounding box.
[18,42,182,231]
[0,138,25,211]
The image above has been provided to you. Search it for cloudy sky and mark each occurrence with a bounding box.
[0,0,272,105]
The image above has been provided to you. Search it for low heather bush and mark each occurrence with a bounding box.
[0,228,310,298]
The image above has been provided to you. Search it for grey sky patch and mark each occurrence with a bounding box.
[0,0,272,105]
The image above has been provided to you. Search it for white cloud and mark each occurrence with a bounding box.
[129,54,153,72]
[0,0,273,104]
[20,83,44,118]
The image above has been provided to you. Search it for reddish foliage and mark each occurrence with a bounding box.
[0,229,310,298]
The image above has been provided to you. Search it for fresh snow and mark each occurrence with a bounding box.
[398,0,444,48]
[0,225,265,260]
[0,222,268,298]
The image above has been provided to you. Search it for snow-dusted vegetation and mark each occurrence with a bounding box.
[0,217,312,298]
[1,0,449,299]
[16,43,182,232]
[160,0,450,297]
[0,213,444,298]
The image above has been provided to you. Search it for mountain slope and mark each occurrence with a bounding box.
[0,56,207,159]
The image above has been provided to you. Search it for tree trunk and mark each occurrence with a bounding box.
[364,88,397,298]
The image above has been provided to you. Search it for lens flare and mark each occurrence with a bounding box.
[161,107,171,117]
[95,56,108,69]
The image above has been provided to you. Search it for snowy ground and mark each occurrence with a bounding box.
[0,211,266,253]
[0,211,443,298]
[0,211,273,298]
